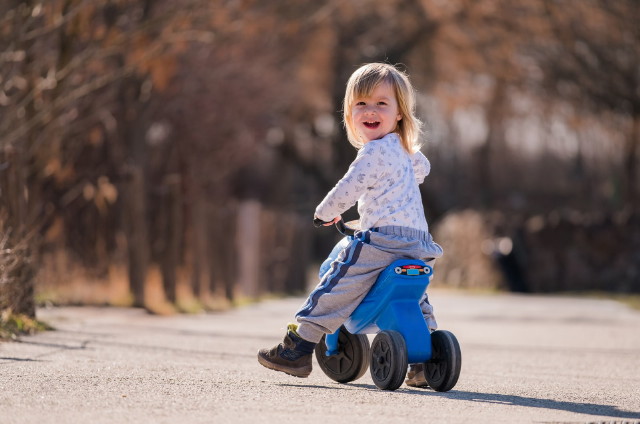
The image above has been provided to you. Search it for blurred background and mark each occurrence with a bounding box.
[1,0,639,318]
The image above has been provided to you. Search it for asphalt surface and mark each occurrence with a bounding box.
[1,290,640,424]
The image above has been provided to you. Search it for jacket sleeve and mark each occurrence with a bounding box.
[411,151,431,184]
[315,145,380,221]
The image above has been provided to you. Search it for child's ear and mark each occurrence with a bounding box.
[397,113,402,121]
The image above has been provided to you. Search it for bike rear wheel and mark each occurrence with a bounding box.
[315,326,370,383]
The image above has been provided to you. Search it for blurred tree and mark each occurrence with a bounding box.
[1,0,43,317]
[2,0,639,317]
[536,0,640,210]
[0,0,222,311]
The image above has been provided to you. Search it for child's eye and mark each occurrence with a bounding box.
[355,101,366,106]
[378,102,387,106]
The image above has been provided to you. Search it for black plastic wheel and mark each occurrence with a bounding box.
[424,330,461,392]
[369,330,408,391]
[315,326,370,383]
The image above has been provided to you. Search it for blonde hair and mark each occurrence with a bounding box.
[343,63,422,154]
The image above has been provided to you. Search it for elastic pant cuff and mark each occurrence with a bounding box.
[295,322,325,344]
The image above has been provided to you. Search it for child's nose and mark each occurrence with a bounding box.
[364,105,377,114]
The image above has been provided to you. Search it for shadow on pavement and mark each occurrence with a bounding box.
[432,389,640,420]
[283,382,640,420]
[0,357,44,363]
[6,333,256,361]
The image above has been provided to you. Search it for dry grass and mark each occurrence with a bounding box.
[35,256,236,316]
[36,263,132,308]
[0,309,52,340]
[579,291,640,311]
[33,252,640,325]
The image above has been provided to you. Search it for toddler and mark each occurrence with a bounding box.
[258,63,443,387]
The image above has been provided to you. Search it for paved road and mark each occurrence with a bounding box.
[1,290,640,424]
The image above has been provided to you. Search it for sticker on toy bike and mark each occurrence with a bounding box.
[394,265,431,276]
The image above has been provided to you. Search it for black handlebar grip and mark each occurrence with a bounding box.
[313,217,330,227]
[313,217,354,236]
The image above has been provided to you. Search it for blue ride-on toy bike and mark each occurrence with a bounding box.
[313,218,461,392]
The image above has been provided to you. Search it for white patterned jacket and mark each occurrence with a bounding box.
[315,132,432,234]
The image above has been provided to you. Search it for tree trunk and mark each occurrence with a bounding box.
[208,200,237,301]
[189,196,209,299]
[624,113,640,210]
[222,201,238,301]
[0,147,36,317]
[476,80,506,209]
[124,165,148,308]
[0,1,37,318]
[236,200,261,299]
[285,216,311,294]
[160,174,182,304]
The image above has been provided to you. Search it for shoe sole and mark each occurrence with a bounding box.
[257,352,311,378]
[405,378,430,388]
[405,370,430,388]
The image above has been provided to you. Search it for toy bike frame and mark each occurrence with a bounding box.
[313,217,461,391]
[324,258,434,364]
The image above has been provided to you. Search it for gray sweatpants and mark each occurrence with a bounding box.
[296,226,443,343]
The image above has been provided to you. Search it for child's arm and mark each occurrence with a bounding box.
[315,147,379,222]
[411,151,431,184]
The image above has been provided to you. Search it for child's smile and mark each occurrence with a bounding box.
[351,82,402,143]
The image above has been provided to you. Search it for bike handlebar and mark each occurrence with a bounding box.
[313,217,356,236]
[312,217,329,227]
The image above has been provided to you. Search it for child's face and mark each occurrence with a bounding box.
[351,82,402,144]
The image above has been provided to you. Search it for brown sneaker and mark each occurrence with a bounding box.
[405,363,430,388]
[257,324,315,378]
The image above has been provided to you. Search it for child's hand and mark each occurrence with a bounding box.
[326,216,342,226]
[314,215,342,226]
